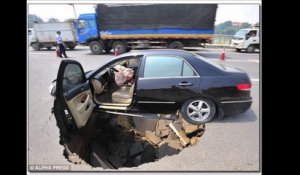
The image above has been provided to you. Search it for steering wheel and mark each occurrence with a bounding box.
[108,67,119,79]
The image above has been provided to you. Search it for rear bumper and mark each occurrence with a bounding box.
[220,99,252,116]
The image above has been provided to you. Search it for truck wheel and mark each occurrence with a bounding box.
[32,43,40,51]
[126,47,132,52]
[168,41,184,49]
[90,41,104,54]
[246,45,255,53]
[112,41,126,54]
[104,47,112,53]
[68,46,76,50]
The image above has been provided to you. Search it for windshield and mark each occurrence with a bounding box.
[234,29,248,38]
[78,20,87,29]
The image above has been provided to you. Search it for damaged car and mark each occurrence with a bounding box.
[50,49,252,135]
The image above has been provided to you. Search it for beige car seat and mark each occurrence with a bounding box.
[111,84,135,104]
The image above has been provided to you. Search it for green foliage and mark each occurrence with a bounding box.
[48,18,60,23]
[28,14,43,28]
[214,20,254,35]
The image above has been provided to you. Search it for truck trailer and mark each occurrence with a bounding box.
[30,21,78,51]
[77,4,217,54]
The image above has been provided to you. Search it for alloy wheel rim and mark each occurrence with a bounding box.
[187,100,210,121]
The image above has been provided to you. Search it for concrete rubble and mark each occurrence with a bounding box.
[62,114,205,169]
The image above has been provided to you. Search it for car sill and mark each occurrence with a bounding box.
[138,101,175,104]
[221,99,252,104]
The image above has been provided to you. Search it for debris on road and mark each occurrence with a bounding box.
[61,114,205,169]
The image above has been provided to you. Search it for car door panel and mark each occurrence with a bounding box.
[54,60,94,129]
[137,78,200,102]
[137,78,200,113]
[65,89,94,128]
[64,82,91,100]
[135,55,201,113]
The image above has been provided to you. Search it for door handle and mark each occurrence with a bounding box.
[178,82,193,86]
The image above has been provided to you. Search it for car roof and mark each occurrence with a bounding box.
[117,49,196,58]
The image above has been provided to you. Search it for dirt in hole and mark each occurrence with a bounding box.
[61,113,205,169]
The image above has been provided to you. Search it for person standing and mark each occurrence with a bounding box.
[56,31,68,58]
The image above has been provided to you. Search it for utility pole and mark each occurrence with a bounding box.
[69,4,77,19]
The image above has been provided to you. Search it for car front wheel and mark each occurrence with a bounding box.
[181,98,216,125]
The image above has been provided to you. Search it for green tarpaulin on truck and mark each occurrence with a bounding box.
[96,4,217,30]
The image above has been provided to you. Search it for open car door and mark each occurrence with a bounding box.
[54,60,94,130]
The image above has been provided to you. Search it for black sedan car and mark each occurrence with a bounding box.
[51,49,252,131]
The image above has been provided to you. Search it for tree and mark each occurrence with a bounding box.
[214,20,252,35]
[64,18,75,22]
[28,14,43,28]
[238,22,251,30]
[48,18,60,23]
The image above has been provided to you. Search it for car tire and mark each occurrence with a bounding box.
[90,41,104,54]
[112,41,126,54]
[246,45,255,53]
[181,98,216,125]
[168,41,184,49]
[53,99,76,144]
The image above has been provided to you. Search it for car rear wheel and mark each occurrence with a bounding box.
[181,98,216,125]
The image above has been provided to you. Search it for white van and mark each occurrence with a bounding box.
[230,26,259,53]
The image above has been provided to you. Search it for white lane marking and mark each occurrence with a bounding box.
[251,78,259,82]
[249,59,260,63]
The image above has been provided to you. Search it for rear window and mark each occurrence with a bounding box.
[194,54,224,70]
[194,54,242,72]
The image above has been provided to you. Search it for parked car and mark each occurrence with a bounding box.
[50,49,252,133]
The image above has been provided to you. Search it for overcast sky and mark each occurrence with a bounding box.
[28,4,259,25]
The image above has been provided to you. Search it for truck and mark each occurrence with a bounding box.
[30,21,78,51]
[28,28,34,46]
[230,25,260,53]
[77,4,217,54]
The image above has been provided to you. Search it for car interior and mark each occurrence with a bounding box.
[91,56,141,108]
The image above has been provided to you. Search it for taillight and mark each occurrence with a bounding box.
[237,83,252,91]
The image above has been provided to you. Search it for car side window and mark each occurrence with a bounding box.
[78,20,87,29]
[63,64,83,92]
[88,20,96,28]
[144,55,196,78]
[183,62,195,76]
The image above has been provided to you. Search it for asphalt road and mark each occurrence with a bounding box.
[28,46,260,172]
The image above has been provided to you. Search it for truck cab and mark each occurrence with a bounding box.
[230,26,259,53]
[28,28,35,46]
[77,13,99,45]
